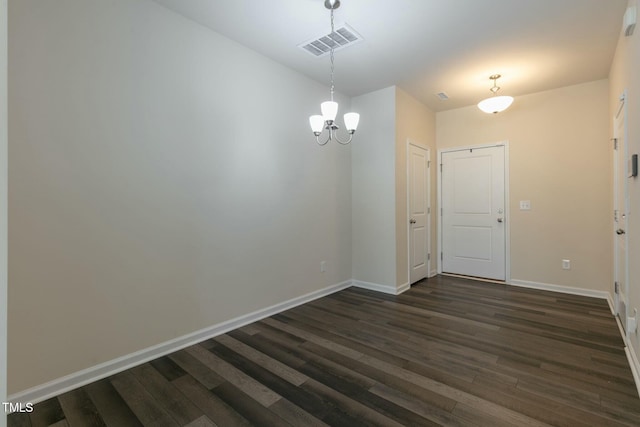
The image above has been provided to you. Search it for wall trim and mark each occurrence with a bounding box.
[509,279,611,301]
[352,280,409,295]
[8,280,352,406]
[429,269,438,278]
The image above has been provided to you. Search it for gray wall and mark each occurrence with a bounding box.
[9,0,352,393]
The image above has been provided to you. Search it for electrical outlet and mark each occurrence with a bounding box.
[519,200,531,210]
[562,259,571,270]
[320,261,326,273]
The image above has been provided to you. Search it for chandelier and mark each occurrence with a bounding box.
[309,0,360,145]
[477,74,514,114]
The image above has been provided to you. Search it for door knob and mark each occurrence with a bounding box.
[410,219,416,224]
[616,228,626,235]
[497,218,503,223]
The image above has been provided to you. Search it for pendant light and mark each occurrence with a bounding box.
[309,0,360,145]
[477,74,514,114]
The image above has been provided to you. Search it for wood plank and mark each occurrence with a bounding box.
[211,382,291,427]
[171,376,250,427]
[129,362,203,425]
[110,370,179,426]
[214,334,308,386]
[186,344,282,407]
[184,415,218,427]
[84,379,142,427]
[26,397,64,427]
[56,388,105,427]
[168,349,226,389]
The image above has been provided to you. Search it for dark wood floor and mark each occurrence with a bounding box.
[9,275,640,426]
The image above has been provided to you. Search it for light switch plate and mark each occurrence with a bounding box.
[520,200,531,210]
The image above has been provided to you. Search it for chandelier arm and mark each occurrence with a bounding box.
[333,131,354,145]
[315,131,331,146]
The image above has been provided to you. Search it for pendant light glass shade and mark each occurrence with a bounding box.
[320,101,339,122]
[477,95,514,114]
[344,112,360,132]
[309,115,325,134]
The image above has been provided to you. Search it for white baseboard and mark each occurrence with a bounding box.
[606,294,616,316]
[352,280,408,295]
[8,280,352,406]
[625,343,640,398]
[509,279,611,301]
[429,269,438,278]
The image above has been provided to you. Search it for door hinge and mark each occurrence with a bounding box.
[428,160,431,168]
[615,281,619,294]
[427,253,431,260]
[428,207,431,214]
[441,208,443,216]
[440,163,443,172]
[612,138,618,150]
[441,252,443,261]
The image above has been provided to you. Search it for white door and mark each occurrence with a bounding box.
[441,145,506,281]
[409,144,430,284]
[613,97,629,330]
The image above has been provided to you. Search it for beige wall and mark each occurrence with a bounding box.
[395,88,436,286]
[609,0,640,366]
[437,80,611,291]
[9,0,352,393]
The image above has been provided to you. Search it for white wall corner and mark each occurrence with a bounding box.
[8,280,352,406]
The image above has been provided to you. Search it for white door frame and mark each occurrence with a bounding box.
[437,141,511,282]
[406,140,431,283]
[613,91,630,332]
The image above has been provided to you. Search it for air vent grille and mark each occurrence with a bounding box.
[299,24,362,57]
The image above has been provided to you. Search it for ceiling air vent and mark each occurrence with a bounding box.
[436,92,449,101]
[299,24,363,57]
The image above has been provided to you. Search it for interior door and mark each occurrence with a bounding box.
[441,145,506,281]
[409,144,430,284]
[613,97,629,330]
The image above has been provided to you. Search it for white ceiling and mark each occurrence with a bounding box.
[152,0,629,111]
